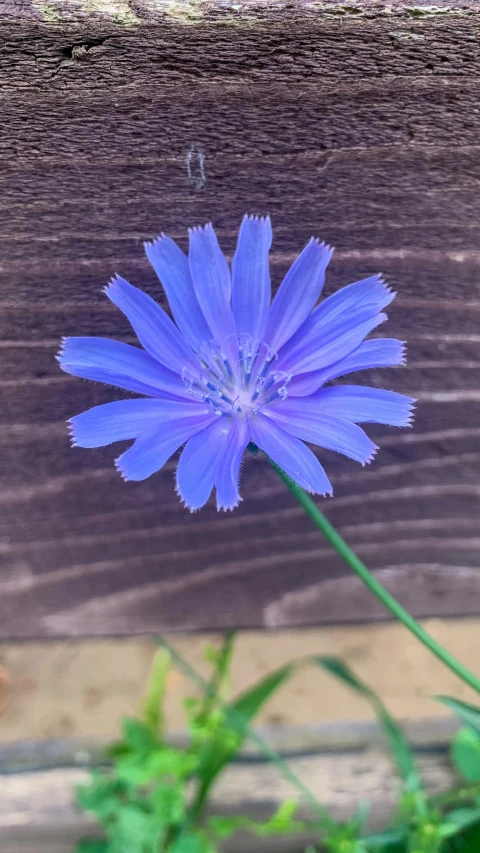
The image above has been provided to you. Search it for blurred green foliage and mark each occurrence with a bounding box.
[74,638,480,853]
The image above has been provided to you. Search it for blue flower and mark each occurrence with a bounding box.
[58,216,414,511]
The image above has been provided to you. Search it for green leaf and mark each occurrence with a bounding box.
[207,815,252,840]
[192,662,296,810]
[158,636,332,828]
[436,696,480,735]
[325,824,369,853]
[452,728,480,783]
[230,663,295,731]
[205,632,236,706]
[142,648,170,735]
[76,772,126,823]
[170,831,216,853]
[204,643,220,667]
[150,781,186,825]
[120,717,158,755]
[349,802,370,835]
[72,841,109,853]
[360,825,407,850]
[261,799,298,827]
[311,656,422,794]
[110,805,166,853]
[104,740,131,760]
[185,662,298,828]
[116,745,195,786]
[208,802,303,841]
[442,816,480,852]
[189,633,236,741]
[255,800,304,837]
[440,807,480,837]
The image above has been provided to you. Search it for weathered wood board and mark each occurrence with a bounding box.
[1,1,480,637]
[0,719,459,853]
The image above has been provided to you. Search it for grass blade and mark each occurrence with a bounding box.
[142,648,171,735]
[157,636,335,830]
[436,696,480,735]
[310,655,422,793]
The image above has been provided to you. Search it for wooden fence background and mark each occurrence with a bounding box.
[1,0,480,638]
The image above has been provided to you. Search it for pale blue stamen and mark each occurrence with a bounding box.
[183,335,289,417]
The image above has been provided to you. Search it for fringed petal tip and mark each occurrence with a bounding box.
[242,213,271,226]
[404,400,417,428]
[174,484,204,514]
[308,486,334,498]
[350,336,407,370]
[188,222,214,238]
[114,457,132,482]
[189,216,273,245]
[361,444,379,467]
[364,273,396,308]
[66,419,79,447]
[217,495,243,512]
[277,465,333,499]
[403,397,417,426]
[143,233,170,254]
[396,341,407,366]
[308,237,334,258]
[103,273,135,301]
[103,275,121,296]
[174,483,243,513]
[383,287,396,306]
[56,339,86,374]
[56,337,71,366]
[143,233,162,248]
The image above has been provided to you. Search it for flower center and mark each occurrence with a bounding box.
[182,334,291,417]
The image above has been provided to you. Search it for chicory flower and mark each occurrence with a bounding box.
[58,216,414,511]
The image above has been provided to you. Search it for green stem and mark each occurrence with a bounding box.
[189,632,236,822]
[157,635,336,831]
[270,460,480,695]
[199,630,236,722]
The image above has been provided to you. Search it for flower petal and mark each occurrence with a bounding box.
[58,337,190,399]
[288,339,406,397]
[69,399,211,448]
[264,239,333,352]
[313,275,394,324]
[144,234,211,352]
[249,412,332,495]
[278,310,387,376]
[176,418,233,511]
[232,215,272,344]
[264,401,377,465]
[105,275,196,373]
[311,385,416,426]
[115,412,216,481]
[214,417,250,511]
[278,274,394,372]
[188,224,237,357]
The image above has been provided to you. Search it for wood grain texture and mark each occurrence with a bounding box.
[1,1,480,636]
[0,720,458,852]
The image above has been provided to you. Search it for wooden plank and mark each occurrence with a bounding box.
[1,1,480,635]
[0,719,458,853]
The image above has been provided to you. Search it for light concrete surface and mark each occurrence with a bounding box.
[0,620,479,741]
